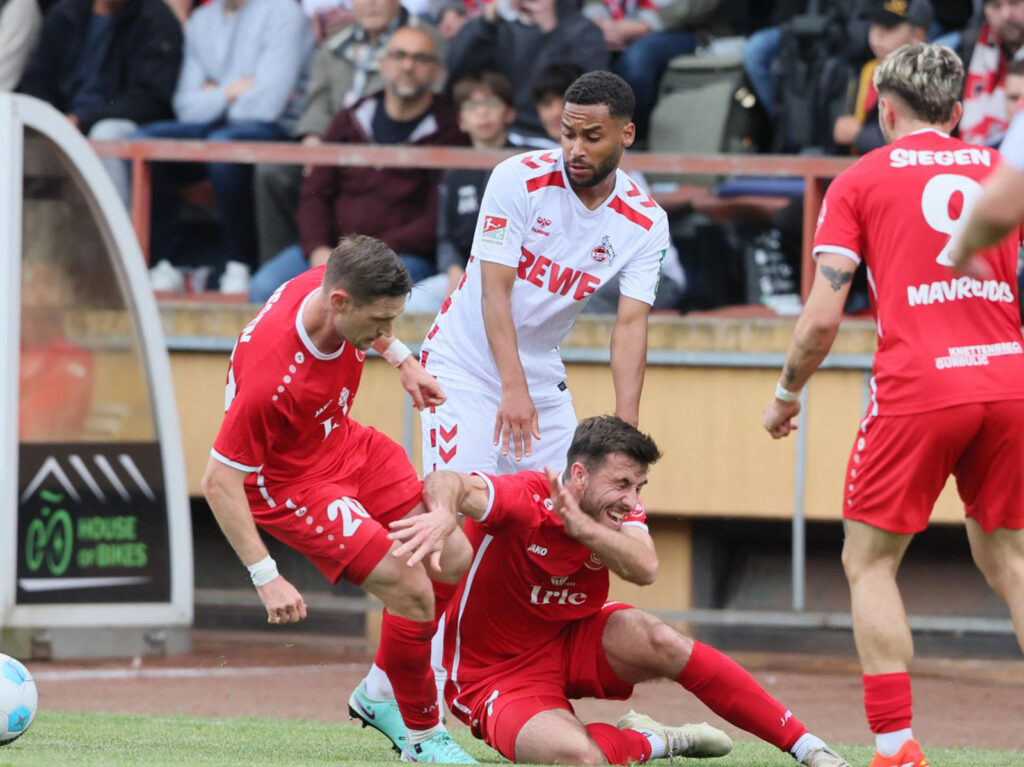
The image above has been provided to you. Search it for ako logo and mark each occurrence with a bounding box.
[481,215,508,245]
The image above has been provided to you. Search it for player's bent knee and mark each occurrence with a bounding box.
[365,558,435,621]
[646,621,691,664]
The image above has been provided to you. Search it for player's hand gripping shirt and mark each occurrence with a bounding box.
[211,267,367,493]
[813,130,1024,415]
[443,471,648,690]
[421,149,670,390]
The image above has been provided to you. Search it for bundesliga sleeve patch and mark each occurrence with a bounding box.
[481,214,508,245]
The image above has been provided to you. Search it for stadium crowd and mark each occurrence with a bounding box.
[1,0,1020,309]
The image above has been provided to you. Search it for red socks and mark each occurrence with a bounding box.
[373,580,459,731]
[586,722,653,764]
[678,640,807,752]
[863,672,913,733]
[376,610,438,730]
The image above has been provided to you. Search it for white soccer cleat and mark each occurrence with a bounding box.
[617,709,733,759]
[800,745,853,767]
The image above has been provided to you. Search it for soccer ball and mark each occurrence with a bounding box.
[0,654,37,745]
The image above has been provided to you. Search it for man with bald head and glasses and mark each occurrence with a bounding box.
[249,26,468,303]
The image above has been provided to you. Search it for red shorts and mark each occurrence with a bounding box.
[844,399,1024,534]
[446,602,634,761]
[246,425,422,585]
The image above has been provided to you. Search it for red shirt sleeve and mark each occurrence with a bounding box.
[211,380,287,473]
[473,471,545,530]
[812,170,864,265]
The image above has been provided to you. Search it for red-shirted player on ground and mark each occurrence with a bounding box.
[201,236,476,763]
[764,43,1024,767]
[391,416,852,766]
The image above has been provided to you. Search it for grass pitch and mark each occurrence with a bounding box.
[0,712,1020,766]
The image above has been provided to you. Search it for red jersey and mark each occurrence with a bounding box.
[813,130,1024,416]
[211,267,367,497]
[443,471,648,692]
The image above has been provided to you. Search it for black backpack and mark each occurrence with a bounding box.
[772,1,857,153]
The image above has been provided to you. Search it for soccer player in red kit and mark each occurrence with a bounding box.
[764,43,1024,767]
[392,416,852,766]
[201,236,475,763]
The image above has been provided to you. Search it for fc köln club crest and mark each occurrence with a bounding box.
[591,235,616,264]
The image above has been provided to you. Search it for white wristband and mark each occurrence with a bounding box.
[381,337,412,367]
[775,382,801,403]
[247,555,279,587]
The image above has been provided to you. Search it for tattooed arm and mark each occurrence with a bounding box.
[763,252,855,439]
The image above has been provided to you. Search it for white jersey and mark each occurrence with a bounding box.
[420,148,670,391]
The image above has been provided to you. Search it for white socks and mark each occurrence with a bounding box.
[633,728,667,759]
[876,728,914,756]
[791,733,828,763]
[364,663,394,700]
[407,723,445,746]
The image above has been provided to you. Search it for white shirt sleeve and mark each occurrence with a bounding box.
[470,158,529,269]
[619,213,670,305]
[1001,111,1024,171]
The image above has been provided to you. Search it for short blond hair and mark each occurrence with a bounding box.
[873,42,964,123]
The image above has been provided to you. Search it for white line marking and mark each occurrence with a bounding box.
[94,454,131,502]
[20,456,81,503]
[118,454,156,501]
[69,454,106,502]
[19,576,150,591]
[32,663,368,682]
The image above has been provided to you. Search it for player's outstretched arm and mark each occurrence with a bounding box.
[482,260,539,460]
[371,334,445,410]
[610,296,651,427]
[763,253,853,439]
[201,457,307,624]
[388,472,491,568]
[949,161,1024,272]
[545,469,658,586]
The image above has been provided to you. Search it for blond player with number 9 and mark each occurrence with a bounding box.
[763,42,1024,767]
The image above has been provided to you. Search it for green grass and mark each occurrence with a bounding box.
[0,712,1020,766]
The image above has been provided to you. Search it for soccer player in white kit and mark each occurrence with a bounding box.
[419,71,670,476]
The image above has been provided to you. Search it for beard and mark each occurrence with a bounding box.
[567,144,622,190]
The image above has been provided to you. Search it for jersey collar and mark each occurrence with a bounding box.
[296,289,345,360]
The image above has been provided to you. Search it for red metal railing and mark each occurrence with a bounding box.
[90,140,854,301]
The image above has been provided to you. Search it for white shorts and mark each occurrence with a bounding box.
[421,375,578,476]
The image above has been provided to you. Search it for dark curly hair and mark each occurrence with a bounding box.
[562,70,635,121]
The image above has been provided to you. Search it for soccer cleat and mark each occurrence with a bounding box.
[869,738,929,767]
[800,744,854,767]
[617,709,733,759]
[348,679,408,754]
[401,731,477,763]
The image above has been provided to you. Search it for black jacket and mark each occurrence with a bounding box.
[18,0,182,133]
[446,0,608,140]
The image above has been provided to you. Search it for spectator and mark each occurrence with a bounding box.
[17,0,182,200]
[249,26,466,303]
[418,70,516,313]
[531,61,583,145]
[254,0,442,264]
[583,0,725,142]
[960,0,1024,145]
[447,0,608,145]
[136,0,313,292]
[741,0,807,120]
[302,0,355,43]
[437,3,469,39]
[0,0,44,92]
[833,0,931,155]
